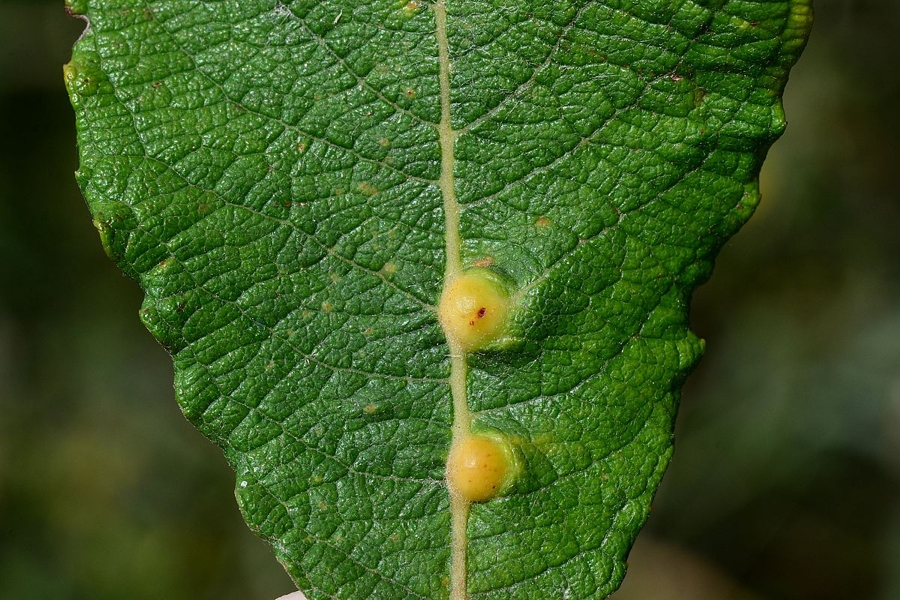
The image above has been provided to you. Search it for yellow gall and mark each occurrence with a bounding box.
[446,435,511,503]
[438,269,510,353]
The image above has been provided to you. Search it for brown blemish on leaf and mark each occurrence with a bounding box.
[358,182,379,196]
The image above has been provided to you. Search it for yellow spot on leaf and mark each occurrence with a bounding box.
[402,0,421,17]
[63,63,77,84]
[156,258,175,271]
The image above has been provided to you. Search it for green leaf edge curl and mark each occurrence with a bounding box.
[64,1,812,599]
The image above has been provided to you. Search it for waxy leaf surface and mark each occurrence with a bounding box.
[66,0,811,598]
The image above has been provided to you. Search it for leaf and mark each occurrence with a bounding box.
[65,0,812,598]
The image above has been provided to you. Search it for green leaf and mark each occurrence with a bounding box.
[65,0,811,598]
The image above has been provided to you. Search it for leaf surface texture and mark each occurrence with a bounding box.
[66,0,811,598]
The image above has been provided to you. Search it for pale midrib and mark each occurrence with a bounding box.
[435,3,471,600]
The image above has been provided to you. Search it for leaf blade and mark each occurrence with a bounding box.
[66,0,812,598]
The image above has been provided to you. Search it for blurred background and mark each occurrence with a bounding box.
[0,1,897,598]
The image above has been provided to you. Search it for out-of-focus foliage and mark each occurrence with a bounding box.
[0,1,897,599]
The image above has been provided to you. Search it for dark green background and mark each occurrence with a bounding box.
[1,1,897,599]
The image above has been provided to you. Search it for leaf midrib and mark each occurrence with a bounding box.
[434,2,471,600]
